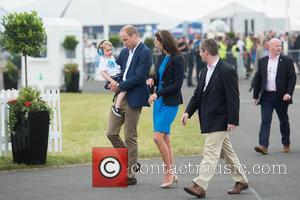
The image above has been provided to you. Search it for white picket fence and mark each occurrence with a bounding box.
[0,89,62,156]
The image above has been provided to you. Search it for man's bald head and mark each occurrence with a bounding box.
[269,38,281,46]
[269,37,282,57]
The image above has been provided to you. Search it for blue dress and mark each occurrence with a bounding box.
[153,56,179,134]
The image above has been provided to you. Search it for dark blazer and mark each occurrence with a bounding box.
[253,55,297,104]
[185,59,239,134]
[154,54,184,106]
[116,42,152,108]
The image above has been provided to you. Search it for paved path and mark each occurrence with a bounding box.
[0,78,300,200]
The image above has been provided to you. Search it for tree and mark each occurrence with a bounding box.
[144,37,155,52]
[109,35,121,47]
[0,11,46,87]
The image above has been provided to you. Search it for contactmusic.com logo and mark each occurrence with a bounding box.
[92,148,128,187]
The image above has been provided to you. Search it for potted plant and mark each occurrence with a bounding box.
[63,62,80,92]
[62,35,78,59]
[144,37,155,52]
[7,87,52,164]
[3,60,18,90]
[62,35,80,92]
[1,11,51,165]
[0,11,46,88]
[109,35,121,48]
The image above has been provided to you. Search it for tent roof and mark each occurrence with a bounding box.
[0,6,8,18]
[202,3,263,19]
[43,18,81,27]
[12,0,180,29]
[12,0,69,18]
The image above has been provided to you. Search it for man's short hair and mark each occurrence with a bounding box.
[201,39,219,56]
[120,25,139,37]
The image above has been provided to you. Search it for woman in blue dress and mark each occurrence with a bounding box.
[147,30,184,188]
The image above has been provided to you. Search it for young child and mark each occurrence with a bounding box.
[97,40,124,117]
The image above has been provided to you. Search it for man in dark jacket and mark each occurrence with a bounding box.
[181,39,248,198]
[253,37,296,155]
[107,25,152,185]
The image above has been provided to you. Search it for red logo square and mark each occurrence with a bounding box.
[92,147,128,187]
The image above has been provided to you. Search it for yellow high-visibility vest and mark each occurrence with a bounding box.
[231,44,239,58]
[218,42,227,59]
[245,37,253,52]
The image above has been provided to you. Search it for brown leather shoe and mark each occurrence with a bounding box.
[228,182,249,194]
[283,145,290,153]
[254,145,268,155]
[184,183,206,198]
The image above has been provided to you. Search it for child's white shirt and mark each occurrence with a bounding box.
[98,56,121,76]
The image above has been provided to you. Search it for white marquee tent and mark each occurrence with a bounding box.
[12,0,180,37]
[200,3,287,36]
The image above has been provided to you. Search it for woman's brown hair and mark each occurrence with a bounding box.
[155,30,180,54]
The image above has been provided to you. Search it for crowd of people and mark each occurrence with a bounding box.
[85,30,300,88]
[96,24,297,199]
[170,30,300,84]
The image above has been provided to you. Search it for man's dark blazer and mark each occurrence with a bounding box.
[253,55,297,104]
[116,42,152,108]
[154,54,184,106]
[185,59,239,134]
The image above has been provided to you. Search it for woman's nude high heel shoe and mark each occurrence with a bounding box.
[160,175,179,188]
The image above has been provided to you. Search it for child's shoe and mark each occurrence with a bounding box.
[112,106,122,117]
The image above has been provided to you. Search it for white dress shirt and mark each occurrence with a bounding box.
[122,41,141,81]
[266,55,279,92]
[204,57,219,91]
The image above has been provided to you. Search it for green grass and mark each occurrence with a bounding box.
[0,93,204,170]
